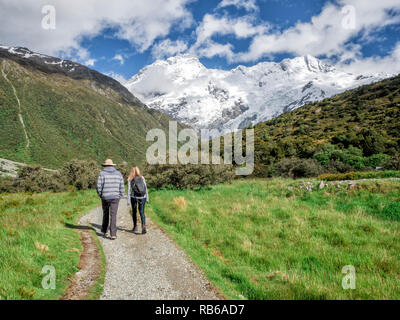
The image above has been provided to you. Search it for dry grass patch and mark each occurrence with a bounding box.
[173,196,187,211]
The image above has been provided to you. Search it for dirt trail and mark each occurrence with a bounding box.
[61,222,102,300]
[1,60,30,150]
[79,198,220,300]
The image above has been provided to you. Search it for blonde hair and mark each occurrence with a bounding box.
[128,166,142,181]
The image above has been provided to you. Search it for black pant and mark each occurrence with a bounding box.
[101,198,120,237]
[131,197,146,227]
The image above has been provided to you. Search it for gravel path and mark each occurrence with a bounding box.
[80,198,220,300]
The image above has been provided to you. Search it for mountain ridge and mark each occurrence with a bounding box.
[0,46,175,168]
[250,73,400,175]
[0,45,144,107]
[126,53,390,136]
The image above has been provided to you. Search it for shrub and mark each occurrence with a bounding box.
[383,154,400,170]
[324,160,354,173]
[116,161,130,181]
[0,177,21,193]
[314,144,389,170]
[61,159,99,190]
[318,172,357,181]
[15,165,66,193]
[364,154,390,168]
[143,162,235,190]
[273,158,324,178]
[318,170,400,181]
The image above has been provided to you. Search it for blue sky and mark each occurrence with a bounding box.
[1,0,400,82]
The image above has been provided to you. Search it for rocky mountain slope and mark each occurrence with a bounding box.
[0,45,174,168]
[126,54,389,136]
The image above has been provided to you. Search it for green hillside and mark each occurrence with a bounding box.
[252,74,400,175]
[0,58,173,168]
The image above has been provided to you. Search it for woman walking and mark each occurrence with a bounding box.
[127,166,149,234]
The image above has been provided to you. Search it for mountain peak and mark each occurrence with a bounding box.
[167,53,200,63]
[279,55,333,73]
[126,53,385,136]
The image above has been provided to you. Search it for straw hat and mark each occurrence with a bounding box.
[102,159,116,166]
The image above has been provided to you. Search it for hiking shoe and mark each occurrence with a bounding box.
[110,236,117,240]
[102,232,107,238]
[132,226,139,233]
[142,225,147,234]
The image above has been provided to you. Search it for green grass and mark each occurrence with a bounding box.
[147,179,400,300]
[0,58,174,168]
[0,189,99,300]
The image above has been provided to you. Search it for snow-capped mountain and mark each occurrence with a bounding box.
[125,54,388,136]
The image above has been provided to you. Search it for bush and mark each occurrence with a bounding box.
[0,177,21,193]
[324,160,354,173]
[383,154,400,170]
[273,158,324,178]
[143,162,235,190]
[1,159,113,194]
[116,161,130,181]
[61,159,99,190]
[15,165,66,193]
[314,144,389,170]
[364,154,390,168]
[318,170,400,181]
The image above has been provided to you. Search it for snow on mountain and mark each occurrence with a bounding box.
[125,54,389,136]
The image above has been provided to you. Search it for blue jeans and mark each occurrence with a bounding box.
[131,197,146,227]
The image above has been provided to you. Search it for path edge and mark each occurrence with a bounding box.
[60,205,106,300]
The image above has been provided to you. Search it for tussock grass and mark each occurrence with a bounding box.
[148,179,400,299]
[173,196,187,211]
[0,190,99,300]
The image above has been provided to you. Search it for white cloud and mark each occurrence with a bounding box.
[194,14,267,44]
[232,0,400,62]
[151,39,188,59]
[188,0,400,74]
[339,42,400,75]
[216,0,258,12]
[190,13,268,61]
[112,54,125,65]
[84,58,96,67]
[0,0,193,62]
[195,40,235,61]
[105,71,128,84]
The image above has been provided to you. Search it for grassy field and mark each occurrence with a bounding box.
[148,178,400,300]
[0,189,99,299]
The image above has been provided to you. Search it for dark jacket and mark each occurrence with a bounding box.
[127,176,149,202]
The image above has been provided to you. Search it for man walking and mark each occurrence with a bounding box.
[96,159,125,240]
